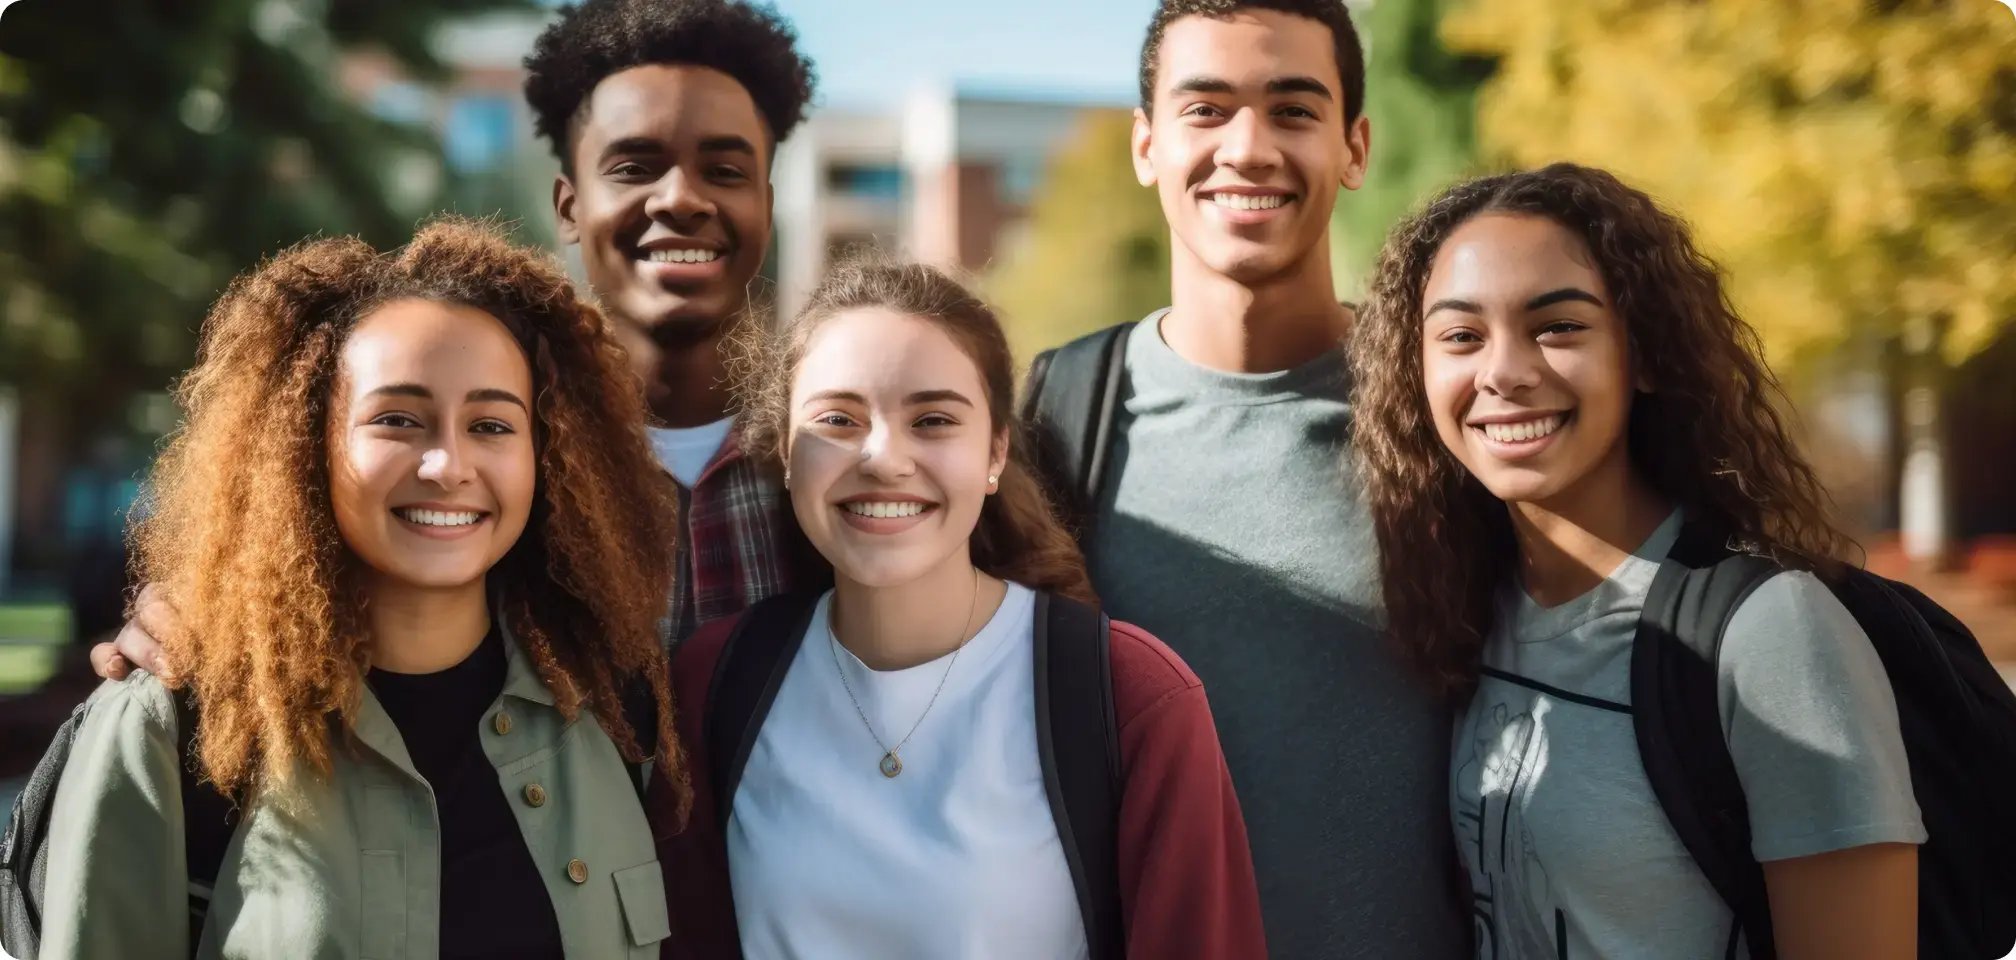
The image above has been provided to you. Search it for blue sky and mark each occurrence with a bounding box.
[766,0,1158,108]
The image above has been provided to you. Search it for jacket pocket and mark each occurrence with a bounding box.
[611,860,671,948]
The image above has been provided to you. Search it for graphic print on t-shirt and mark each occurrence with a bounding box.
[1456,693,1564,960]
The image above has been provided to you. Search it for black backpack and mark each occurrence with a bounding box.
[0,681,659,959]
[703,589,1125,960]
[1019,322,1134,538]
[1633,520,2016,959]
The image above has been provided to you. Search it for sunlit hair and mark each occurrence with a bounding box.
[1352,163,1853,698]
[133,218,687,816]
[733,259,1095,602]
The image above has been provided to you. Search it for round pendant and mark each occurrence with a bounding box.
[878,752,903,778]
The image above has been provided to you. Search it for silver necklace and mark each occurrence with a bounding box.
[830,569,981,778]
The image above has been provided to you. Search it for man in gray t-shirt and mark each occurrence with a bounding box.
[1084,312,1468,958]
[1025,2,1469,955]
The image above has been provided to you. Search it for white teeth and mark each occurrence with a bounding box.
[842,501,928,519]
[644,248,720,264]
[1210,193,1288,211]
[397,508,484,527]
[1480,414,1567,444]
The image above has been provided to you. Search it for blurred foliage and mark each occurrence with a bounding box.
[985,110,1170,362]
[1444,0,2016,371]
[0,0,531,431]
[1330,0,1490,297]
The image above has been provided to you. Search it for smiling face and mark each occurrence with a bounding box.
[329,298,537,594]
[785,307,1008,590]
[555,64,772,345]
[1420,213,1640,507]
[1133,9,1369,286]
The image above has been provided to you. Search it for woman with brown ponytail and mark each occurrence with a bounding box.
[660,260,1265,960]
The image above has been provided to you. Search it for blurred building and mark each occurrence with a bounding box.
[337,11,559,244]
[772,87,1120,319]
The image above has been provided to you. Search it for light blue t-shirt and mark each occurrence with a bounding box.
[1453,511,1925,959]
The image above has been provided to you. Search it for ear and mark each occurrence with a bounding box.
[1341,114,1371,192]
[989,427,1010,489]
[1131,107,1157,187]
[554,175,580,246]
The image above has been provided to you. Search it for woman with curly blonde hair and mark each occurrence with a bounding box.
[1352,164,1924,960]
[40,219,683,960]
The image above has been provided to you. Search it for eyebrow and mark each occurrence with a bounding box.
[798,389,976,408]
[1424,287,1605,318]
[1167,75,1334,102]
[366,383,528,411]
[1268,76,1334,101]
[698,135,757,157]
[1524,287,1605,310]
[598,136,665,161]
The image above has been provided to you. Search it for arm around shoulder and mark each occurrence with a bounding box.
[39,674,193,960]
[1107,621,1266,959]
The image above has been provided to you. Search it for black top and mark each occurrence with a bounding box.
[368,626,564,960]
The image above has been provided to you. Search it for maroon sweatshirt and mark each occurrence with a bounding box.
[654,608,1268,959]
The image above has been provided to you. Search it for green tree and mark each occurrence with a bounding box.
[1329,0,1490,297]
[0,0,530,566]
[1442,0,2016,371]
[985,110,1170,362]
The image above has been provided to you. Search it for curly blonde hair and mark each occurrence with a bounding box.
[730,259,1094,602]
[1352,164,1853,698]
[133,218,688,816]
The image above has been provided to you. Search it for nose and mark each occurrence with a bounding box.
[1477,337,1545,398]
[1214,107,1283,173]
[856,422,916,483]
[642,166,715,227]
[417,437,474,489]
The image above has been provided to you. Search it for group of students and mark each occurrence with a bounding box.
[6,0,1978,957]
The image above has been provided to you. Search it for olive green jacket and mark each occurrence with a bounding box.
[40,631,671,960]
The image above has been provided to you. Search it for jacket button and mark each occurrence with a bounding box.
[567,859,588,884]
[492,712,512,735]
[524,783,547,807]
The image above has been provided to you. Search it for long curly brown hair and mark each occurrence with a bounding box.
[133,218,688,815]
[733,259,1094,602]
[1352,163,1853,699]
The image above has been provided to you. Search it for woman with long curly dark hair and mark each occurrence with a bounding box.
[1353,164,1923,959]
[659,260,1264,959]
[41,219,683,959]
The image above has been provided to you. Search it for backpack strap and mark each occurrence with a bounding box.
[1032,592,1124,960]
[702,592,823,821]
[1021,322,1134,541]
[173,688,236,947]
[1630,520,1782,960]
[620,677,660,799]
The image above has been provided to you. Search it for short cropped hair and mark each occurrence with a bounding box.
[524,0,816,170]
[1139,0,1365,124]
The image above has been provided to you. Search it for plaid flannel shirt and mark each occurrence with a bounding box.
[664,426,822,647]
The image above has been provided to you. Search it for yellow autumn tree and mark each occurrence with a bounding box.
[985,110,1171,363]
[1442,0,2016,371]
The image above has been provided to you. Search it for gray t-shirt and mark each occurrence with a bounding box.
[1086,312,1467,959]
[1454,511,1924,959]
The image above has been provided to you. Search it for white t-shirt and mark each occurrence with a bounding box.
[647,418,734,488]
[1453,511,1924,959]
[726,582,1090,960]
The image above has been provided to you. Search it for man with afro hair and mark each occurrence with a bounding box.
[524,0,824,643]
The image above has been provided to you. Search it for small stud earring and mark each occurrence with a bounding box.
[782,471,791,489]
[987,474,998,487]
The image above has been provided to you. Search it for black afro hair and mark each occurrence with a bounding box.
[524,0,816,170]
